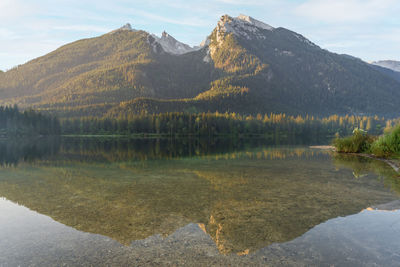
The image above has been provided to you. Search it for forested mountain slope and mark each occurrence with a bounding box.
[0,30,215,113]
[370,64,400,83]
[1,15,400,118]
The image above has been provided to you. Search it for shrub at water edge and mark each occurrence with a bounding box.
[370,125,400,158]
[333,128,376,153]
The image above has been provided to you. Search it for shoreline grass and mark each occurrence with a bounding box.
[333,125,400,159]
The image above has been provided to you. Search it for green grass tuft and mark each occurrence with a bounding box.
[333,128,376,153]
[370,125,400,158]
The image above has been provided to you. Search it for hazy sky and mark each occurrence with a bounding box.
[0,0,399,70]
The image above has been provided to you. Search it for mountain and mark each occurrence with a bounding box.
[372,60,400,72]
[0,29,215,117]
[1,15,400,118]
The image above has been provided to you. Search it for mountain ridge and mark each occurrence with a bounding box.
[1,14,400,118]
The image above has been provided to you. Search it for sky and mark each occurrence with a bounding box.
[0,0,399,71]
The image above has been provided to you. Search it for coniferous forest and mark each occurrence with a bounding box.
[0,105,60,136]
[60,112,388,137]
[2,105,397,139]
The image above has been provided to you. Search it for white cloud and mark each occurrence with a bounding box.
[295,0,397,22]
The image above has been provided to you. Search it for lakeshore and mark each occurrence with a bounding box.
[310,145,400,174]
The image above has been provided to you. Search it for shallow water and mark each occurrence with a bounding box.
[0,137,399,266]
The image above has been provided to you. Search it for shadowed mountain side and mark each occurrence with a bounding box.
[370,64,400,83]
[204,15,400,116]
[0,148,398,254]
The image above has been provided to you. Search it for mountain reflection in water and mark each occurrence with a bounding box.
[0,137,399,258]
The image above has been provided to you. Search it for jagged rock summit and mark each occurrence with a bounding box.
[153,31,201,55]
[236,14,274,31]
[120,23,133,31]
[214,14,275,41]
[211,14,317,49]
[115,22,200,55]
[116,15,276,55]
[109,23,138,34]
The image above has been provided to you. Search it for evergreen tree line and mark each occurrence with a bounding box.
[61,112,387,137]
[0,105,60,136]
[0,104,390,137]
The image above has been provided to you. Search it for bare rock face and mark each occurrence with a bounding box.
[120,23,133,31]
[214,14,273,42]
[115,23,200,55]
[154,31,201,55]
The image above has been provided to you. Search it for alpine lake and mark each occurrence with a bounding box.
[0,136,399,266]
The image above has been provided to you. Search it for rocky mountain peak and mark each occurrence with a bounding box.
[112,24,198,55]
[236,14,274,31]
[161,31,169,38]
[214,14,274,42]
[153,31,200,55]
[110,23,138,34]
[120,23,133,31]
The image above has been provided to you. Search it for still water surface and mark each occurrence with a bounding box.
[0,137,399,266]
